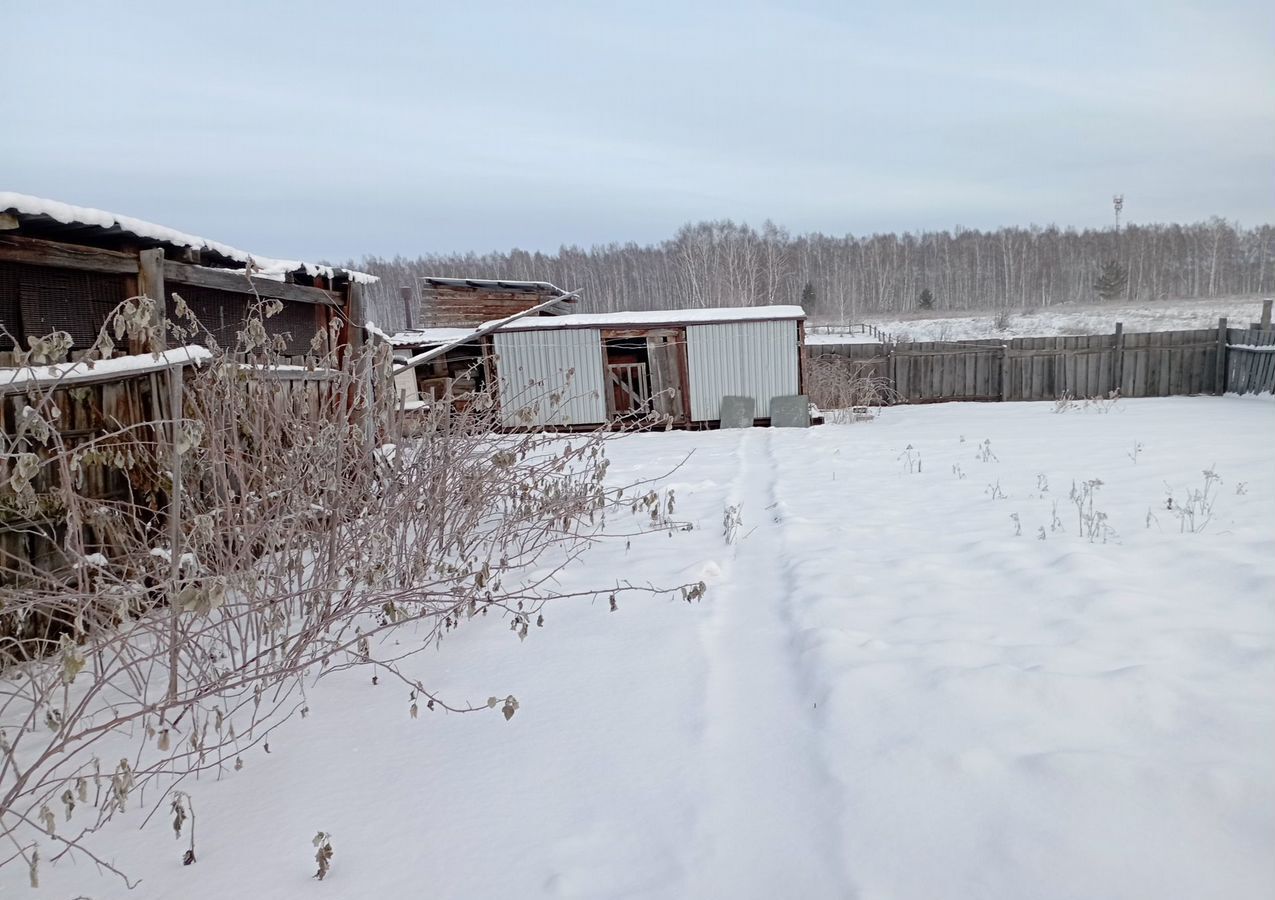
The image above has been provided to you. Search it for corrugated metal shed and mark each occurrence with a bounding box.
[686,319,800,421]
[493,328,607,427]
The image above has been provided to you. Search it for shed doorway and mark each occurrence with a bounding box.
[601,328,688,425]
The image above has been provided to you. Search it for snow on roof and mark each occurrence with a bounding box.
[0,346,212,393]
[484,305,806,331]
[383,327,479,347]
[422,276,577,298]
[368,306,808,349]
[0,192,377,284]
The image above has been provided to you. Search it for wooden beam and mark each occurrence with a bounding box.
[1215,317,1228,395]
[163,259,340,306]
[1112,322,1123,395]
[345,281,366,347]
[0,234,339,306]
[138,248,167,352]
[0,233,139,274]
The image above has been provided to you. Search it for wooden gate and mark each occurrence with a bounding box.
[607,363,650,416]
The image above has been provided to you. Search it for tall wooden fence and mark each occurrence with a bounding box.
[807,319,1275,404]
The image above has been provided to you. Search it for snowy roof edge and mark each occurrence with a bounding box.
[0,346,213,392]
[0,192,377,285]
[483,304,807,332]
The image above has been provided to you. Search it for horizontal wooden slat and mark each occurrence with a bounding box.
[0,234,139,275]
[164,260,340,306]
[0,235,342,306]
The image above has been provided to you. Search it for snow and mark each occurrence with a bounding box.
[810,298,1272,344]
[376,306,808,346]
[424,276,573,291]
[383,326,479,347]
[5,397,1274,899]
[0,345,211,391]
[486,304,806,331]
[0,192,376,284]
[806,330,885,345]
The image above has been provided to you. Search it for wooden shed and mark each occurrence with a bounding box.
[410,276,577,327]
[385,277,578,408]
[0,193,374,363]
[385,304,808,429]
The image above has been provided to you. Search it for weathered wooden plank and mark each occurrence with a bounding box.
[137,248,166,353]
[1156,335,1172,396]
[0,233,139,274]
[1137,334,1153,397]
[1170,331,1186,396]
[164,259,341,306]
[1215,319,1228,394]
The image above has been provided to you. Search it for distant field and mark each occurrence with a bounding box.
[808,297,1272,344]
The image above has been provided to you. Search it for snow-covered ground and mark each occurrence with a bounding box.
[8,397,1275,899]
[808,297,1273,344]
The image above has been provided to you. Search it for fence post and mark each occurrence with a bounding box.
[1262,299,1272,331]
[1112,322,1124,395]
[999,344,1010,401]
[138,248,167,352]
[1214,317,1228,395]
[885,340,896,402]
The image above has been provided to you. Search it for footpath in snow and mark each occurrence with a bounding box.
[7,396,1274,900]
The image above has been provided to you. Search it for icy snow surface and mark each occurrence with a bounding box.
[0,192,376,284]
[7,397,1274,899]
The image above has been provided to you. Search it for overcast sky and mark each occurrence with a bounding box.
[3,1,1272,261]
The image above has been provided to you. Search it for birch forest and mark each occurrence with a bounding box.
[354,218,1275,330]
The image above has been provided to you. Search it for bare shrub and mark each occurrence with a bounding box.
[806,357,898,423]
[0,292,697,885]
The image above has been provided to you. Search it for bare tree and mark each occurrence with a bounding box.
[347,219,1275,330]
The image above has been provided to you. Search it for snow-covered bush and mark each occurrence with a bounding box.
[805,357,897,423]
[0,293,697,886]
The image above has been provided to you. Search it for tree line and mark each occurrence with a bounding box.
[350,218,1275,330]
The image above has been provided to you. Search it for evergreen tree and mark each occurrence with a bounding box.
[1093,260,1129,301]
[800,281,816,309]
[918,288,935,310]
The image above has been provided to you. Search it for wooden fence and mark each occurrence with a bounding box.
[1,354,342,588]
[1226,327,1275,395]
[807,319,1275,404]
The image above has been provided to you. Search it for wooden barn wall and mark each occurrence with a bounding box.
[0,263,333,361]
[0,260,130,353]
[171,282,328,356]
[419,287,559,327]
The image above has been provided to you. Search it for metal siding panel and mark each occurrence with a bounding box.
[493,329,606,427]
[686,320,798,421]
